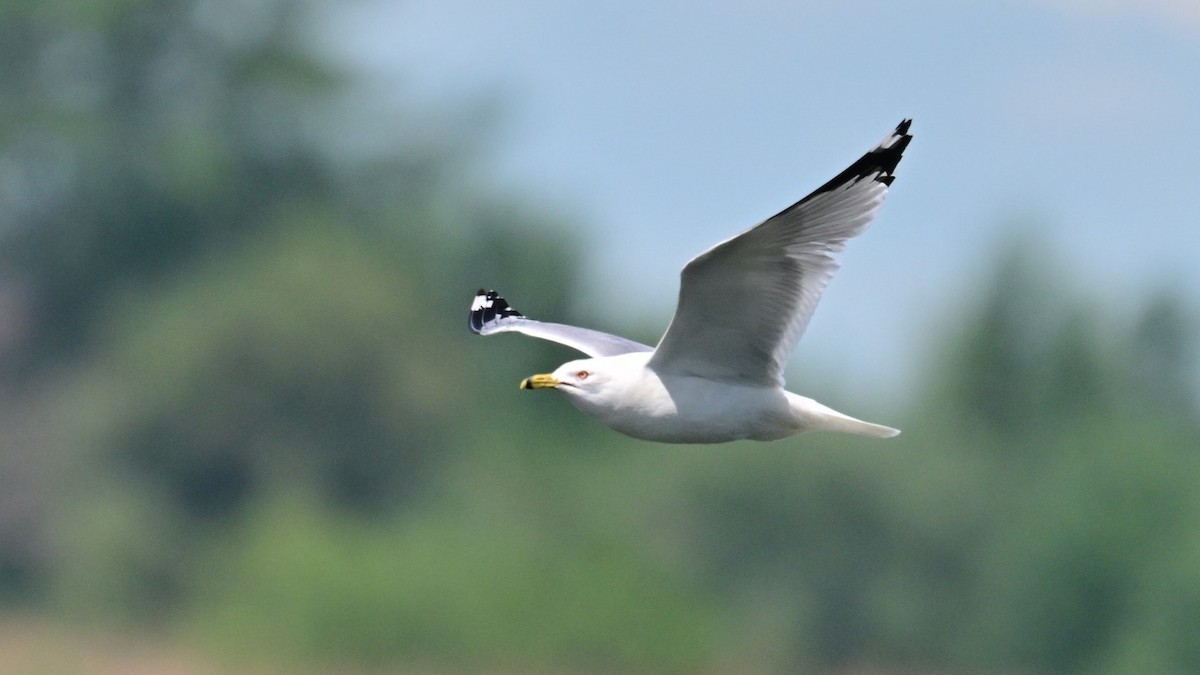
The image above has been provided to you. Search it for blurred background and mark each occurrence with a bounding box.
[1,0,1198,672]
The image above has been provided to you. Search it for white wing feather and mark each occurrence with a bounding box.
[469,290,653,358]
[648,120,912,386]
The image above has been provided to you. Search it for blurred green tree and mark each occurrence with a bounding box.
[1129,288,1199,415]
[0,0,589,613]
[0,0,338,375]
[926,239,1200,672]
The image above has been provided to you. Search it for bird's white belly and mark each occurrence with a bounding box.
[568,372,797,444]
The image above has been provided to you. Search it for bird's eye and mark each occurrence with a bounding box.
[576,370,589,380]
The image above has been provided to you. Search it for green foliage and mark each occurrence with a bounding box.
[921,239,1200,672]
[88,223,446,511]
[45,212,590,618]
[0,0,377,375]
[186,488,720,672]
[961,420,1200,672]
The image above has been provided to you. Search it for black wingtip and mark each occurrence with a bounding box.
[869,119,913,186]
[767,120,914,220]
[469,289,523,334]
[799,119,914,198]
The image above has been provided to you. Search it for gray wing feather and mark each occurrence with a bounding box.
[469,290,653,358]
[648,120,912,386]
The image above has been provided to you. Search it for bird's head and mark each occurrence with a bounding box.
[520,353,652,413]
[520,358,608,399]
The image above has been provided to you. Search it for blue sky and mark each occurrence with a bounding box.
[330,1,1200,400]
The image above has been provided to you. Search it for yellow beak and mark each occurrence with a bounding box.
[520,373,560,390]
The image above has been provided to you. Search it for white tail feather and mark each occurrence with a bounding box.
[814,413,900,438]
[786,393,900,439]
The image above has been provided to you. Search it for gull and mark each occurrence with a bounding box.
[469,120,911,443]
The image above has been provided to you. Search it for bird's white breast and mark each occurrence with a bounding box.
[564,356,797,443]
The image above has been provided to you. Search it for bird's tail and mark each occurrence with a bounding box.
[815,412,901,438]
[787,393,900,439]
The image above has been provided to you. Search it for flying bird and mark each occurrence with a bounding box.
[469,120,912,443]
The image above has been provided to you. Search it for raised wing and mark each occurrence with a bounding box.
[649,119,912,386]
[469,289,654,358]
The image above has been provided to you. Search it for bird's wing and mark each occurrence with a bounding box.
[469,289,654,358]
[649,119,912,386]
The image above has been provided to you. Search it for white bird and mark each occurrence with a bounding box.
[469,120,912,443]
